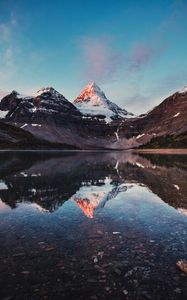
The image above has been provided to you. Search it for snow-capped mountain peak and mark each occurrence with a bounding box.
[178,86,187,94]
[74,82,134,122]
[35,87,62,98]
[74,81,107,107]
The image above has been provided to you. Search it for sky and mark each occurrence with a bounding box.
[0,0,187,114]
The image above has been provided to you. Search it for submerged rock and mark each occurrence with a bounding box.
[176,260,187,274]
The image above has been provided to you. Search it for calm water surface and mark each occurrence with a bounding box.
[0,151,187,300]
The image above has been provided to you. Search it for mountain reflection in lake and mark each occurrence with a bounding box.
[0,151,187,300]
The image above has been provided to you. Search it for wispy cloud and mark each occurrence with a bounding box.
[4,47,13,65]
[127,43,162,73]
[78,1,187,84]
[0,23,11,42]
[0,12,18,81]
[0,45,16,80]
[10,11,17,26]
[78,37,162,82]
[78,37,123,82]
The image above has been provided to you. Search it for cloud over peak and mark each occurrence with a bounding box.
[78,36,162,83]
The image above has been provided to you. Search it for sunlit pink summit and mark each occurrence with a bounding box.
[73,81,133,122]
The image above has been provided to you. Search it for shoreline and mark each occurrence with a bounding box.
[0,148,186,154]
[133,148,187,154]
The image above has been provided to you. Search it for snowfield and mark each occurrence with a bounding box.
[74,81,134,123]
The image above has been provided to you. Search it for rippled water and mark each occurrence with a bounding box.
[0,151,187,300]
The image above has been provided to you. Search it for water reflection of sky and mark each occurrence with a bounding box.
[0,152,187,300]
[0,152,187,223]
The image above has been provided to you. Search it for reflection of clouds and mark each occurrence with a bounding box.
[0,152,186,216]
[72,178,128,218]
[0,199,10,211]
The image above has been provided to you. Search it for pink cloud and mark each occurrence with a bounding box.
[127,43,161,72]
[78,37,163,82]
[79,37,123,81]
[0,90,8,100]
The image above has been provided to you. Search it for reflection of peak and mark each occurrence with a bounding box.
[72,180,128,218]
[74,198,99,218]
[73,187,106,218]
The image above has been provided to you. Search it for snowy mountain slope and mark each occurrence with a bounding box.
[0,87,81,121]
[73,81,134,123]
[0,87,124,149]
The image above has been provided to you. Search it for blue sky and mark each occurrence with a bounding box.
[0,0,187,114]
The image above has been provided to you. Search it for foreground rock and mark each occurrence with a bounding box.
[176,260,187,274]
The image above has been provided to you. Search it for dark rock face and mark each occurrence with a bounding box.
[117,90,187,146]
[0,86,186,149]
[0,121,37,148]
[0,88,89,148]
[0,121,79,150]
[3,87,81,123]
[135,91,187,135]
[0,87,122,149]
[0,91,23,112]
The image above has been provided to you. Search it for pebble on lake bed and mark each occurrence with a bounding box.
[176,260,187,274]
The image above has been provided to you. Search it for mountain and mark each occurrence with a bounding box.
[74,81,134,122]
[0,83,186,149]
[0,87,89,148]
[1,87,81,122]
[118,86,187,147]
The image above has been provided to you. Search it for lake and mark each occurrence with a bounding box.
[0,151,187,300]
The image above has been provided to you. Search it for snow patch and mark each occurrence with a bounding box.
[0,181,8,190]
[0,110,9,118]
[136,133,145,139]
[20,172,28,177]
[136,162,145,169]
[173,184,180,190]
[115,161,119,170]
[31,173,41,177]
[17,95,32,99]
[173,112,180,118]
[178,86,187,94]
[115,132,119,141]
[77,103,113,122]
[31,124,42,127]
[20,123,28,129]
